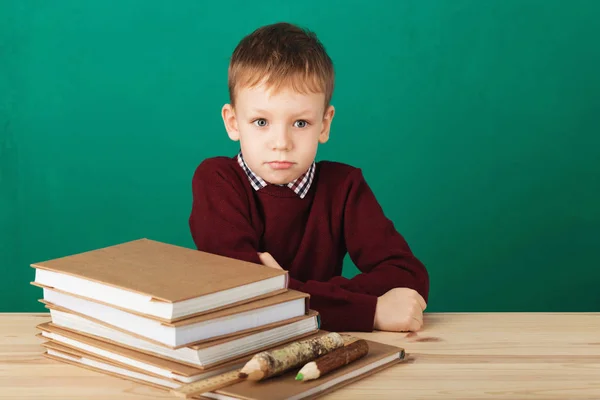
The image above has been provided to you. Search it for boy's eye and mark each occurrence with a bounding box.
[253,119,268,127]
[294,120,309,128]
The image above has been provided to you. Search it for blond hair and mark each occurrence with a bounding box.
[228,22,335,108]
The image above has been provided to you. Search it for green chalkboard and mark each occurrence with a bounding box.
[1,0,599,313]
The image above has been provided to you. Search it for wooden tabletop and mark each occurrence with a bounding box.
[1,312,599,399]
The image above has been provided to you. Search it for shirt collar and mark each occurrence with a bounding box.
[236,152,315,199]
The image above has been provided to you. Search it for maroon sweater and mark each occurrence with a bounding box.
[188,156,429,332]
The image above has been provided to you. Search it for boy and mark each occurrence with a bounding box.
[189,22,429,333]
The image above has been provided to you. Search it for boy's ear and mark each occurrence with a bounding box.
[221,104,240,141]
[318,105,335,144]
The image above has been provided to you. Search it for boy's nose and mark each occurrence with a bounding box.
[271,128,292,151]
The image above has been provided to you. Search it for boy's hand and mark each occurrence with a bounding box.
[374,288,427,332]
[258,252,283,270]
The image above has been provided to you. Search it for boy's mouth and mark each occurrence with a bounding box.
[267,161,294,170]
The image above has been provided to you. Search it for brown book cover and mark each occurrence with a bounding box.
[31,238,288,321]
[204,339,405,400]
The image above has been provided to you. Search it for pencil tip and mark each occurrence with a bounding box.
[295,373,304,381]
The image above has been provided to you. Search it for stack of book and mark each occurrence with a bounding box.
[31,238,321,392]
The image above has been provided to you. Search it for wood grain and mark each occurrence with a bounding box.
[1,312,600,399]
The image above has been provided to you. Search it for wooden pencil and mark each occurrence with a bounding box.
[295,339,369,381]
[238,332,345,381]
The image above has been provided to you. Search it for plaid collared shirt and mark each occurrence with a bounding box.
[236,152,315,199]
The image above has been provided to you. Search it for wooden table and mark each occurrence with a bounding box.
[1,312,599,399]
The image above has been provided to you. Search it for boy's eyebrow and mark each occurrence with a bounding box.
[248,108,272,116]
[248,108,316,118]
[292,109,317,118]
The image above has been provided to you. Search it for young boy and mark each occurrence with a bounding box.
[189,22,429,333]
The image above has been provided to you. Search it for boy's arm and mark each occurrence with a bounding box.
[188,160,264,267]
[281,168,429,333]
[340,168,429,300]
[336,168,430,331]
[189,161,428,332]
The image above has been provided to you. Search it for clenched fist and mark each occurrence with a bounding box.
[374,288,427,332]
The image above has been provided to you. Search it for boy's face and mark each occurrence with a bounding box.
[222,82,335,185]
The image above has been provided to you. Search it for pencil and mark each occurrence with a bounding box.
[295,339,369,381]
[238,332,345,381]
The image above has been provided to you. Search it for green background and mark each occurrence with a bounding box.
[1,0,599,313]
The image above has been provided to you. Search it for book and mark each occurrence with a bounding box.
[31,238,288,322]
[38,336,245,385]
[37,310,320,368]
[43,341,186,390]
[38,287,310,348]
[202,338,405,400]
[40,335,405,399]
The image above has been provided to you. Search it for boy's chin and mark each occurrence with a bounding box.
[264,176,295,186]
[262,171,301,186]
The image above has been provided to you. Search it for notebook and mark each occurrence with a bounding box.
[38,309,320,368]
[39,287,310,348]
[31,238,288,322]
[201,339,405,400]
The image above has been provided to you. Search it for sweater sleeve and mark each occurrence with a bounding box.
[287,168,429,333]
[285,277,379,332]
[188,159,263,266]
[341,168,430,301]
